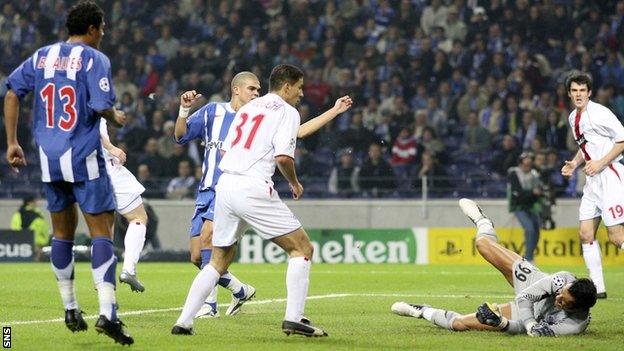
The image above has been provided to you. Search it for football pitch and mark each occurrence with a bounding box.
[1,263,622,350]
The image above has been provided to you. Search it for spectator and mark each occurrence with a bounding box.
[414,151,450,196]
[10,196,49,261]
[166,144,195,178]
[137,164,162,199]
[457,80,488,122]
[460,112,492,153]
[328,148,360,197]
[391,127,420,190]
[491,134,521,177]
[166,160,195,199]
[507,152,543,263]
[360,143,396,197]
[138,138,167,177]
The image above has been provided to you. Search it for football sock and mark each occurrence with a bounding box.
[502,320,525,334]
[422,307,460,330]
[219,272,246,298]
[582,241,605,293]
[202,287,218,312]
[475,218,498,242]
[200,248,212,269]
[177,264,220,327]
[91,237,118,321]
[51,238,78,310]
[122,222,146,275]
[284,256,311,322]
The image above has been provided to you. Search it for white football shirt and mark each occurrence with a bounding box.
[568,100,624,163]
[219,93,300,183]
[99,118,120,172]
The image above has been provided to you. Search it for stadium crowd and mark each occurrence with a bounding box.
[2,0,624,199]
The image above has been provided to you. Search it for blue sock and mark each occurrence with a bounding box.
[51,238,74,280]
[51,238,78,309]
[200,248,212,269]
[91,237,117,320]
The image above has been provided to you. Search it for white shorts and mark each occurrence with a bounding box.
[213,173,302,247]
[510,259,546,320]
[107,165,145,214]
[579,162,624,227]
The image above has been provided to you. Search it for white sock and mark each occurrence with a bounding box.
[284,256,311,322]
[219,272,245,296]
[476,219,498,242]
[57,280,78,310]
[176,265,220,327]
[422,307,459,330]
[96,282,116,319]
[582,241,606,293]
[122,222,146,275]
[204,286,218,304]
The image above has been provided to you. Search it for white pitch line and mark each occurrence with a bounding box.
[2,292,516,326]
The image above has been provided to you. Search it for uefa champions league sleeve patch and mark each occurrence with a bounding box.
[99,77,110,92]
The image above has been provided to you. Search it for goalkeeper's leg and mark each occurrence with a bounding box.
[452,302,514,332]
[459,199,523,287]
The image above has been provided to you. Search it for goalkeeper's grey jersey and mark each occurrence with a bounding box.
[515,271,590,335]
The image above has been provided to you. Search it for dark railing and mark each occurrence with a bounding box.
[0,175,573,200]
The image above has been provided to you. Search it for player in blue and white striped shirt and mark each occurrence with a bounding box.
[4,1,132,345]
[175,72,261,317]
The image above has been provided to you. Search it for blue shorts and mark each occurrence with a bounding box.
[189,189,216,237]
[44,175,116,214]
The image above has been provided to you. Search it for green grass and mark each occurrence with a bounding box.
[1,263,622,350]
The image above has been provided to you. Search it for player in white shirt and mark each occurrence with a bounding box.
[560,72,624,299]
[100,119,148,292]
[172,64,352,337]
[392,199,597,337]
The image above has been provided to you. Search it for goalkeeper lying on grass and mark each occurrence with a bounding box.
[392,199,597,337]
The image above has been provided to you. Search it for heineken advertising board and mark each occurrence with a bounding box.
[237,229,428,264]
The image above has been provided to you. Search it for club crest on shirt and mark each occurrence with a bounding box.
[99,77,110,92]
[289,138,296,148]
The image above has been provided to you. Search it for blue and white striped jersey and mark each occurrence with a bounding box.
[176,102,236,191]
[6,42,115,182]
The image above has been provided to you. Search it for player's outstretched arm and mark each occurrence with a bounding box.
[297,96,353,139]
[4,89,27,171]
[175,90,202,141]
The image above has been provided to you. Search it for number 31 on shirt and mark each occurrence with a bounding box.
[231,113,265,149]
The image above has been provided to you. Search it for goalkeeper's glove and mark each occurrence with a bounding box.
[476,302,509,329]
[528,322,556,337]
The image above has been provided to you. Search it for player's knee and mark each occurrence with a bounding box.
[301,241,314,259]
[190,253,201,268]
[578,230,594,244]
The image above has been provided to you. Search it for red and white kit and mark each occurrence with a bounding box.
[569,100,624,226]
[214,93,302,246]
[100,118,145,214]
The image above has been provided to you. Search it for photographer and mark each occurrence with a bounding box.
[533,152,557,230]
[507,152,543,263]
